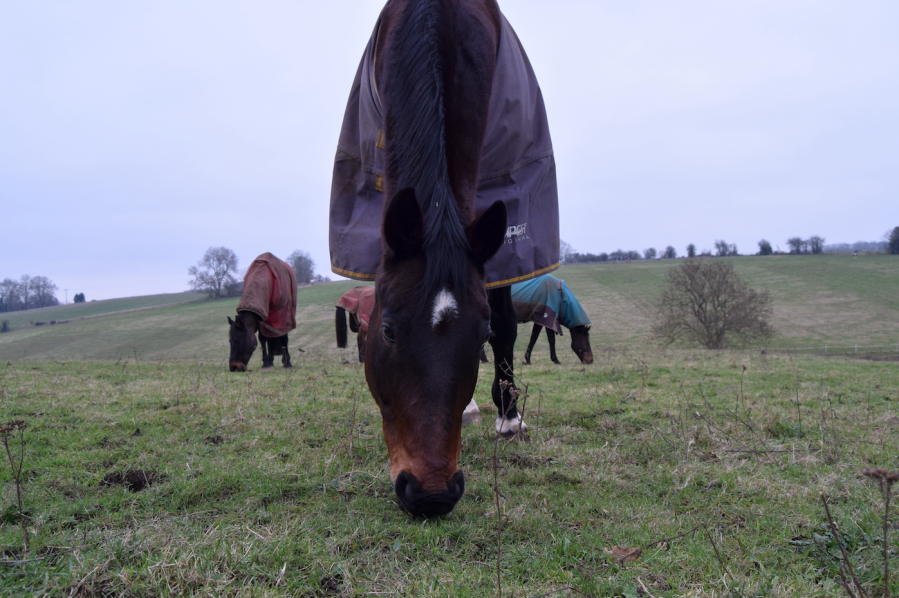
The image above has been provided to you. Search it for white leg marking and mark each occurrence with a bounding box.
[431,288,458,328]
[495,414,527,437]
[462,398,482,426]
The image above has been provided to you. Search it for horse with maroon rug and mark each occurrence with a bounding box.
[512,274,594,365]
[329,0,559,516]
[335,286,376,363]
[228,253,299,372]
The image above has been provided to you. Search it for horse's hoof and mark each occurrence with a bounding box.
[495,414,527,437]
[552,360,561,365]
[283,365,292,369]
[462,399,482,426]
[261,365,273,370]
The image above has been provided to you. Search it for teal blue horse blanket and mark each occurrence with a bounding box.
[511,275,590,335]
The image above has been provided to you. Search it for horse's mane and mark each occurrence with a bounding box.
[384,0,470,300]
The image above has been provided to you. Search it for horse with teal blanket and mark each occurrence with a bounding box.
[512,274,593,364]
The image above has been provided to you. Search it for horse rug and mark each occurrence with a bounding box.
[236,253,297,338]
[511,274,591,335]
[336,286,376,333]
[329,10,559,288]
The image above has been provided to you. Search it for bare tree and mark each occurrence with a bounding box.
[643,247,657,260]
[786,237,804,254]
[188,247,239,298]
[28,276,59,308]
[889,227,899,255]
[652,260,773,349]
[662,246,677,259]
[808,236,825,255]
[758,239,773,256]
[714,240,737,257]
[559,240,574,264]
[686,244,696,258]
[287,250,315,284]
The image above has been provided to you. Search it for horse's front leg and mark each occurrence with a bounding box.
[281,335,292,368]
[259,333,274,369]
[488,287,526,436]
[524,322,542,364]
[356,331,366,363]
[546,328,561,364]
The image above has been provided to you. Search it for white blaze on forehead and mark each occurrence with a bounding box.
[431,288,458,328]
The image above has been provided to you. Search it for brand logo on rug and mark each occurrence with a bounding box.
[504,223,529,244]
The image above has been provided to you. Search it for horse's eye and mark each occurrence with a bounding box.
[382,324,396,344]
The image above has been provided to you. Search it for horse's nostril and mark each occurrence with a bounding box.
[449,470,465,498]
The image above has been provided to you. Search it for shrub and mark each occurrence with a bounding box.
[652,260,773,349]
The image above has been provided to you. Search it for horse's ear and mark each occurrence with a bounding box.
[383,187,423,259]
[227,316,234,326]
[466,200,507,266]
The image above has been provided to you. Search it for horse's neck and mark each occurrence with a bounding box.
[238,311,259,333]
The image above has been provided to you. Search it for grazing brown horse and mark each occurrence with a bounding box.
[335,286,376,363]
[228,253,299,372]
[330,0,559,516]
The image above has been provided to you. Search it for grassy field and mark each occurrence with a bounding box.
[0,292,205,332]
[0,255,896,364]
[1,348,898,596]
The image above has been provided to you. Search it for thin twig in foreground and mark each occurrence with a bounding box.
[821,494,867,598]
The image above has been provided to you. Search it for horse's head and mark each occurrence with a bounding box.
[227,312,259,372]
[569,325,594,364]
[366,188,506,517]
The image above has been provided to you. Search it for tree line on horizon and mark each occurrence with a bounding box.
[562,227,899,265]
[0,275,62,314]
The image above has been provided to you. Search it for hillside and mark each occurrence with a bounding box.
[0,255,896,362]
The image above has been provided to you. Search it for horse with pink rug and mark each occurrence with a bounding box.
[227,252,300,372]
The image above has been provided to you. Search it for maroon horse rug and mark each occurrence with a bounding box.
[228,253,298,371]
[329,9,559,287]
[335,286,376,363]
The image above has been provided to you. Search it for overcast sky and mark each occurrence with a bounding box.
[2,1,897,301]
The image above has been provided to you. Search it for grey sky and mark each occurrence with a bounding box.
[2,1,896,301]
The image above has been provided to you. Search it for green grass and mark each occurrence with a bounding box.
[559,253,899,348]
[0,283,369,363]
[0,292,205,331]
[2,349,898,596]
[1,255,897,364]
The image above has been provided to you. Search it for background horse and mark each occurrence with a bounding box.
[512,274,593,364]
[329,0,557,516]
[228,253,299,371]
[335,286,375,363]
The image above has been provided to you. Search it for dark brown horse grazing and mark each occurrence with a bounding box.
[331,0,558,517]
[228,253,300,372]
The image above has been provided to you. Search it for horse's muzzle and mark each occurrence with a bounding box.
[230,362,247,372]
[581,352,594,365]
[395,470,465,517]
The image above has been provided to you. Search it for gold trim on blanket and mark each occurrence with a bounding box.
[332,265,377,280]
[484,263,560,289]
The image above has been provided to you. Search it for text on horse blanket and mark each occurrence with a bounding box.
[236,253,297,338]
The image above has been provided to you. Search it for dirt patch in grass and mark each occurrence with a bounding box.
[100,469,161,492]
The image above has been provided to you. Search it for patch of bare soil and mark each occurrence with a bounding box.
[100,469,160,492]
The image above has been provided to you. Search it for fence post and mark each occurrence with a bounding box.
[825,345,827,354]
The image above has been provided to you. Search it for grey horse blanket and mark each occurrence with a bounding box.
[236,253,297,338]
[511,274,591,335]
[329,10,559,288]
